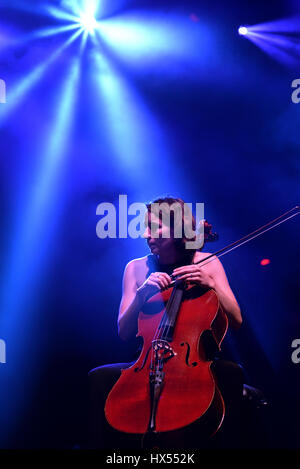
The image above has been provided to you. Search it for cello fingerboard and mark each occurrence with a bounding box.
[158,282,184,342]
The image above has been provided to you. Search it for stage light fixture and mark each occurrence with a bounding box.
[238,26,248,36]
[78,12,98,34]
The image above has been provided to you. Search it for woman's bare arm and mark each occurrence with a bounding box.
[118,261,172,341]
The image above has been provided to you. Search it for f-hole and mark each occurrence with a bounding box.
[180,342,198,367]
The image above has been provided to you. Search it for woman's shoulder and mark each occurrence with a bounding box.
[193,251,213,262]
[193,250,219,266]
[124,255,154,287]
[193,250,223,271]
[125,254,153,271]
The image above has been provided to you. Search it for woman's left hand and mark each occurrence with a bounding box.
[172,264,216,289]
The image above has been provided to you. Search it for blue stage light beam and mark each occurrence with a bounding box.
[0,28,82,128]
[0,20,79,53]
[238,17,300,68]
[248,16,300,34]
[90,47,182,198]
[45,0,100,36]
[19,23,81,42]
[0,54,81,444]
[0,0,80,23]
[95,11,215,70]
[0,0,101,47]
[0,28,15,51]
[247,32,300,68]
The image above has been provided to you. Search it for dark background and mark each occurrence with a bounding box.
[0,0,299,449]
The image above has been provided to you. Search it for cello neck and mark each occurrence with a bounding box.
[157,281,185,342]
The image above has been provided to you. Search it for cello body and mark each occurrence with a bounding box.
[105,285,228,436]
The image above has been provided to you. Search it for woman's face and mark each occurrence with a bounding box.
[143,212,176,256]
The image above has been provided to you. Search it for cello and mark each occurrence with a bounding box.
[104,220,227,444]
[105,277,228,437]
[104,207,299,445]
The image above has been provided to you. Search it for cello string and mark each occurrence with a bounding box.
[150,282,177,371]
[165,280,186,341]
[159,286,177,340]
[159,281,183,348]
[151,287,180,379]
[161,285,176,342]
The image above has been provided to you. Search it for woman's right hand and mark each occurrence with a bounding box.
[136,272,172,301]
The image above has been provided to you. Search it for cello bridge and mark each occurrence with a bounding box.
[151,339,175,365]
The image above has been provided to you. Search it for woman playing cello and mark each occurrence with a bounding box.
[89,197,244,449]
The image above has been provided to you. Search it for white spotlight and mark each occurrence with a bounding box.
[79,12,98,34]
[238,26,248,36]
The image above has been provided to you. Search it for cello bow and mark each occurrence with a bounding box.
[170,205,300,286]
